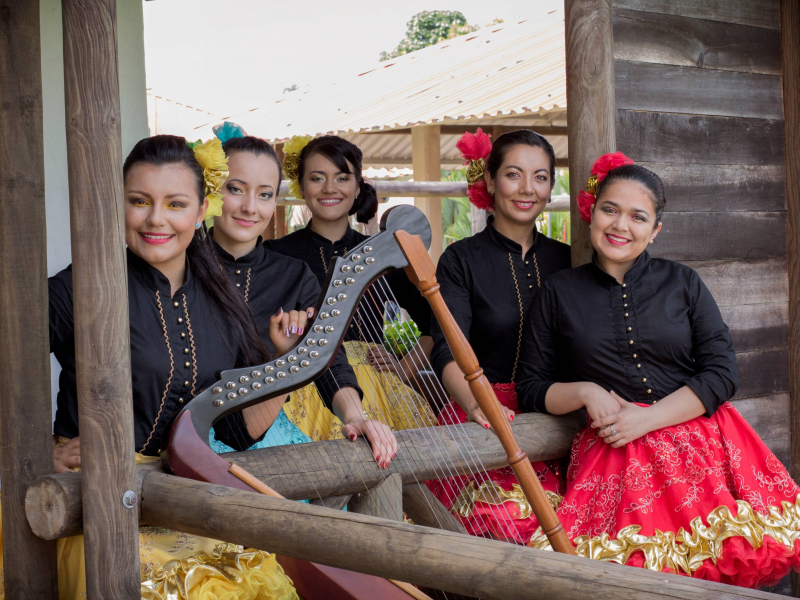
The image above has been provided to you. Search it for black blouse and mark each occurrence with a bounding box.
[429,218,572,384]
[50,249,245,455]
[516,251,738,417]
[212,237,361,404]
[265,222,433,342]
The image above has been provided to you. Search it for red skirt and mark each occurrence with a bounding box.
[528,402,800,589]
[425,383,564,544]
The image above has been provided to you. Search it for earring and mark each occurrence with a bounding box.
[195,222,202,229]
[547,196,552,204]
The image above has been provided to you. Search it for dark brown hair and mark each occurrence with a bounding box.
[596,164,667,223]
[486,129,557,186]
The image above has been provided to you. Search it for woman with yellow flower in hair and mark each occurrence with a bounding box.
[42,135,299,599]
[265,135,437,438]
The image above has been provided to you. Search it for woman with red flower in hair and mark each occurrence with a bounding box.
[425,129,571,544]
[517,154,800,588]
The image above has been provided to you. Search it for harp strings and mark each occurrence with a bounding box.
[362,278,526,545]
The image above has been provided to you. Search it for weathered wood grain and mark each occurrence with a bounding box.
[141,473,786,600]
[613,8,782,74]
[565,0,616,266]
[781,0,800,593]
[0,1,59,596]
[734,347,789,400]
[732,394,790,467]
[720,302,788,353]
[637,163,785,213]
[617,110,786,166]
[61,0,140,596]
[411,125,443,262]
[26,414,579,540]
[402,483,467,534]
[615,61,784,120]
[349,474,403,521]
[611,0,780,30]
[688,258,788,307]
[310,495,352,511]
[651,212,785,262]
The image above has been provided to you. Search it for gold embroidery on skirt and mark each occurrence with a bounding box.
[452,481,562,520]
[528,497,800,576]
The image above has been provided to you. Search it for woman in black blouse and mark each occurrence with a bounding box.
[265,135,436,432]
[49,135,299,598]
[425,129,571,544]
[517,155,800,588]
[206,128,396,462]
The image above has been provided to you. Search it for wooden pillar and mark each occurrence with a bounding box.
[273,142,286,238]
[61,0,140,597]
[782,0,800,595]
[564,0,616,266]
[411,125,443,261]
[0,2,59,597]
[348,473,403,521]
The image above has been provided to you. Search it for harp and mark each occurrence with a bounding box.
[162,205,574,599]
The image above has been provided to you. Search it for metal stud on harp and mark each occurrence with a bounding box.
[163,205,574,599]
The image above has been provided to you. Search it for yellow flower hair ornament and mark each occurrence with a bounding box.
[282,135,313,199]
[187,137,229,226]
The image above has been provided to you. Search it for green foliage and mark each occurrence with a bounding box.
[380,10,480,61]
[553,169,569,196]
[441,168,472,245]
[383,319,422,358]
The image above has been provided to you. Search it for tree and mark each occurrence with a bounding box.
[380,10,476,61]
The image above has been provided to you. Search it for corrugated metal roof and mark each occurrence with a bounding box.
[236,11,566,141]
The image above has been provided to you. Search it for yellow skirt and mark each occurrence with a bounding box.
[284,341,436,441]
[0,453,298,600]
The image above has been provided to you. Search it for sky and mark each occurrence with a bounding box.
[143,0,561,117]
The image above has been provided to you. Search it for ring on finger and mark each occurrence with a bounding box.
[610,428,618,436]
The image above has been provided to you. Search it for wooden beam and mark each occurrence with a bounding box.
[26,413,579,540]
[402,483,467,534]
[348,473,403,521]
[140,473,785,600]
[411,125,443,262]
[61,0,140,597]
[564,0,616,266]
[365,126,569,137]
[0,1,58,597]
[781,0,800,595]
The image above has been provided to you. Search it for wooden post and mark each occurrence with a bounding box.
[0,1,59,597]
[61,0,140,597]
[141,473,784,600]
[411,125,443,262]
[564,0,616,266]
[402,483,467,534]
[349,473,403,521]
[782,0,800,595]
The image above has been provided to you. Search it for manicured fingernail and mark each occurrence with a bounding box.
[307,310,313,318]
[290,325,297,334]
[298,327,303,335]
[484,424,490,429]
[350,435,356,441]
[285,329,290,337]
[274,308,282,317]
[392,453,396,459]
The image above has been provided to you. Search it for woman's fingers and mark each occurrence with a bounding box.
[295,310,309,336]
[468,409,491,429]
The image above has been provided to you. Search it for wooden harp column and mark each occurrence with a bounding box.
[394,230,575,555]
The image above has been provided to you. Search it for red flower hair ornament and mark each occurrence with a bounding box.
[456,128,494,210]
[576,151,635,223]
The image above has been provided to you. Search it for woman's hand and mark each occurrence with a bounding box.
[367,346,403,376]
[592,391,655,448]
[464,404,515,430]
[341,419,398,469]
[579,382,623,426]
[269,306,314,356]
[53,435,81,473]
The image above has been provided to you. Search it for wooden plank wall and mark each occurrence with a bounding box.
[610,0,789,465]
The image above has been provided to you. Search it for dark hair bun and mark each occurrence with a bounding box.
[354,180,379,224]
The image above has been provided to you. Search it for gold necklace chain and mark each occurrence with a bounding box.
[508,251,541,381]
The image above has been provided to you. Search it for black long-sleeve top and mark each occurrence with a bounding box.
[50,249,248,455]
[429,218,572,384]
[265,222,433,342]
[516,251,738,416]
[212,237,361,404]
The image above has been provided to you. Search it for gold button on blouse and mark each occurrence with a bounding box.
[525,261,530,265]
[527,273,531,278]
[235,283,241,288]
[642,378,647,383]
[623,303,628,308]
[173,301,179,308]
[178,397,184,404]
[632,353,637,359]
[627,326,632,332]
[624,312,628,317]
[528,284,533,289]
[622,283,627,288]
[235,269,241,275]
[647,389,652,394]
[629,340,634,345]
[622,294,627,299]
[183,381,190,387]
[180,332,186,339]
[177,317,183,324]
[183,348,189,354]
[637,363,641,368]
[184,361,191,368]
